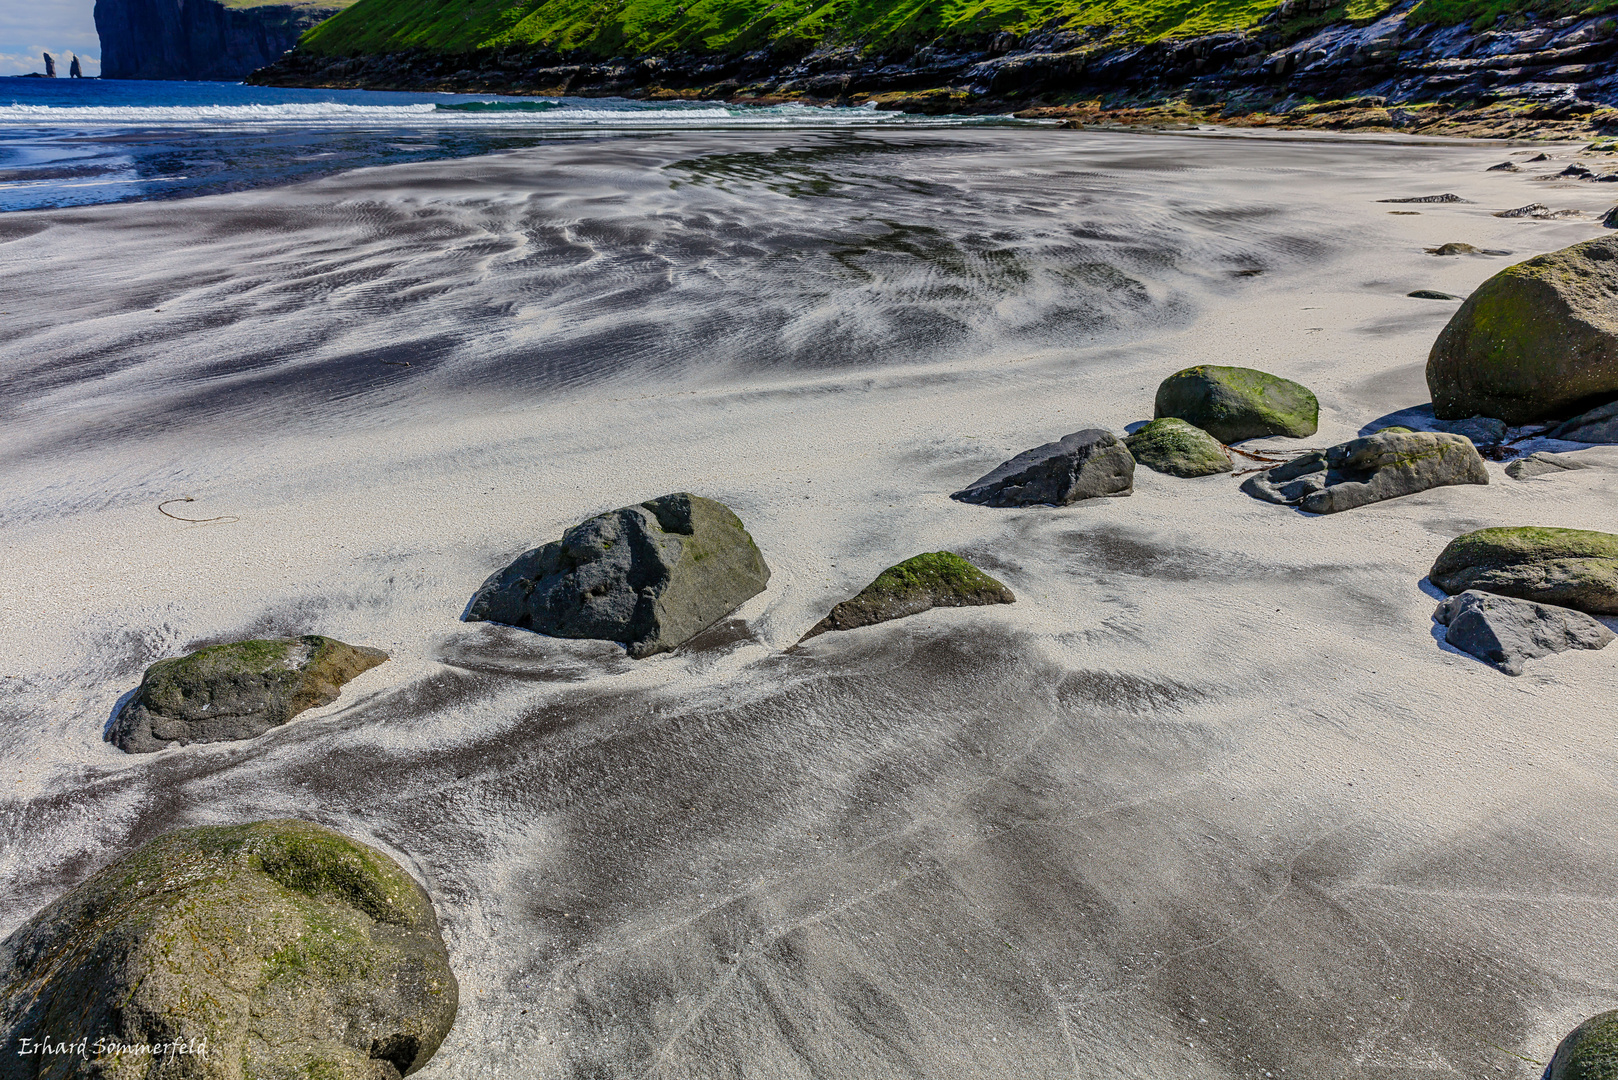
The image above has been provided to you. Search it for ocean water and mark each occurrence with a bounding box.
[0,77,1012,211]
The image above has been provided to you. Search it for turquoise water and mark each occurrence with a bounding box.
[0,78,1011,211]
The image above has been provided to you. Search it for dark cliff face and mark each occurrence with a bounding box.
[95,0,343,80]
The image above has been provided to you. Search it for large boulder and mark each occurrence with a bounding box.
[1433,589,1613,675]
[1122,417,1232,477]
[465,492,770,657]
[799,552,1014,642]
[1427,234,1618,424]
[1548,1010,1618,1080]
[0,820,457,1080]
[1153,365,1318,443]
[107,635,388,754]
[951,429,1134,507]
[1546,399,1618,443]
[1429,526,1618,613]
[1240,430,1487,514]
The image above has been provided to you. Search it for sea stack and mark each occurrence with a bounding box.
[42,52,56,77]
[69,55,83,77]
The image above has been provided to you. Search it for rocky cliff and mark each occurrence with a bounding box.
[96,0,354,80]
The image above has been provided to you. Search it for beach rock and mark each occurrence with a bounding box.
[799,552,1014,641]
[1494,203,1578,219]
[464,492,770,657]
[107,635,388,754]
[1427,234,1618,424]
[1546,399,1618,442]
[0,820,457,1080]
[1379,194,1469,203]
[1152,365,1318,443]
[1425,242,1510,256]
[951,429,1134,506]
[1486,161,1521,172]
[1241,430,1487,514]
[1506,451,1595,479]
[1433,589,1613,675]
[1604,206,1618,229]
[1429,526,1618,613]
[1123,417,1232,477]
[1373,425,1416,434]
[1548,1011,1618,1080]
[1408,289,1461,300]
[1438,415,1507,445]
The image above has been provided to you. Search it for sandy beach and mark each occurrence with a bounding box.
[2,126,1616,1077]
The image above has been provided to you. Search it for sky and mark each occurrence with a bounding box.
[1,0,100,77]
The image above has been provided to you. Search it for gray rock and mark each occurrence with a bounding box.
[1439,415,1507,445]
[1494,203,1579,219]
[0,820,458,1080]
[951,429,1134,507]
[1434,589,1613,675]
[1506,451,1595,479]
[42,52,54,77]
[1379,193,1470,203]
[1425,242,1512,256]
[1546,398,1618,442]
[1241,430,1488,514]
[1486,161,1521,172]
[1408,289,1461,300]
[1429,526,1618,614]
[68,55,81,78]
[107,635,388,754]
[465,492,770,658]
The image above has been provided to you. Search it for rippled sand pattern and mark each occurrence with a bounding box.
[2,128,1617,1079]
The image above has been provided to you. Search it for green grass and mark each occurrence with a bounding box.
[300,0,1290,58]
[1406,0,1618,28]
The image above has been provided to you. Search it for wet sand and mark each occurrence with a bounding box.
[2,127,1616,1078]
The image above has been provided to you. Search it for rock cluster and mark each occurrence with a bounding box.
[800,552,1014,641]
[465,492,771,657]
[107,634,388,754]
[0,820,458,1080]
[1430,526,1618,613]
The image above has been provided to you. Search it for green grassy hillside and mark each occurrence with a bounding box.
[296,0,1613,58]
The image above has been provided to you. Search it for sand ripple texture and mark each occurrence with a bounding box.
[2,128,1618,1079]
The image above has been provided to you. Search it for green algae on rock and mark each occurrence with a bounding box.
[465,492,770,657]
[1427,234,1618,424]
[1429,526,1618,614]
[108,635,388,754]
[1241,430,1487,514]
[0,820,457,1080]
[1123,417,1231,477]
[1153,365,1318,444]
[800,552,1013,642]
[1549,1010,1618,1080]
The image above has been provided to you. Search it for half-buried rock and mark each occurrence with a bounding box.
[108,635,388,754]
[799,552,1014,641]
[1241,430,1487,514]
[465,492,770,657]
[1153,365,1318,443]
[1546,398,1618,443]
[0,820,457,1080]
[1123,417,1232,477]
[1548,1011,1618,1080]
[951,429,1134,506]
[1429,526,1618,613]
[1434,589,1613,675]
[1506,451,1594,479]
[1428,234,1618,424]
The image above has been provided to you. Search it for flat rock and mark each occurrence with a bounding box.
[1430,526,1618,613]
[1379,193,1470,203]
[1546,398,1618,443]
[1425,242,1511,256]
[1427,234,1618,424]
[951,429,1134,507]
[107,635,388,754]
[1153,365,1318,443]
[1506,451,1595,479]
[1434,589,1613,675]
[799,552,1014,641]
[1494,203,1579,218]
[1123,417,1231,477]
[1549,1011,1618,1080]
[0,820,457,1079]
[465,492,770,658]
[1241,430,1488,514]
[1486,161,1521,172]
[1408,289,1462,300]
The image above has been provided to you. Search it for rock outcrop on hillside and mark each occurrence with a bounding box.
[96,0,349,80]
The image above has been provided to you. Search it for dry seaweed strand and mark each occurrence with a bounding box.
[158,497,238,525]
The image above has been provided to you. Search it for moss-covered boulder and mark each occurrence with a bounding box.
[1549,1010,1618,1080]
[1427,234,1618,424]
[799,552,1013,642]
[108,635,388,754]
[1241,430,1487,514]
[1123,418,1231,477]
[1153,365,1319,443]
[0,820,457,1080]
[1429,526,1618,614]
[465,492,770,657]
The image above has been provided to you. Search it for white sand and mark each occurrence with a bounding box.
[2,127,1616,1077]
